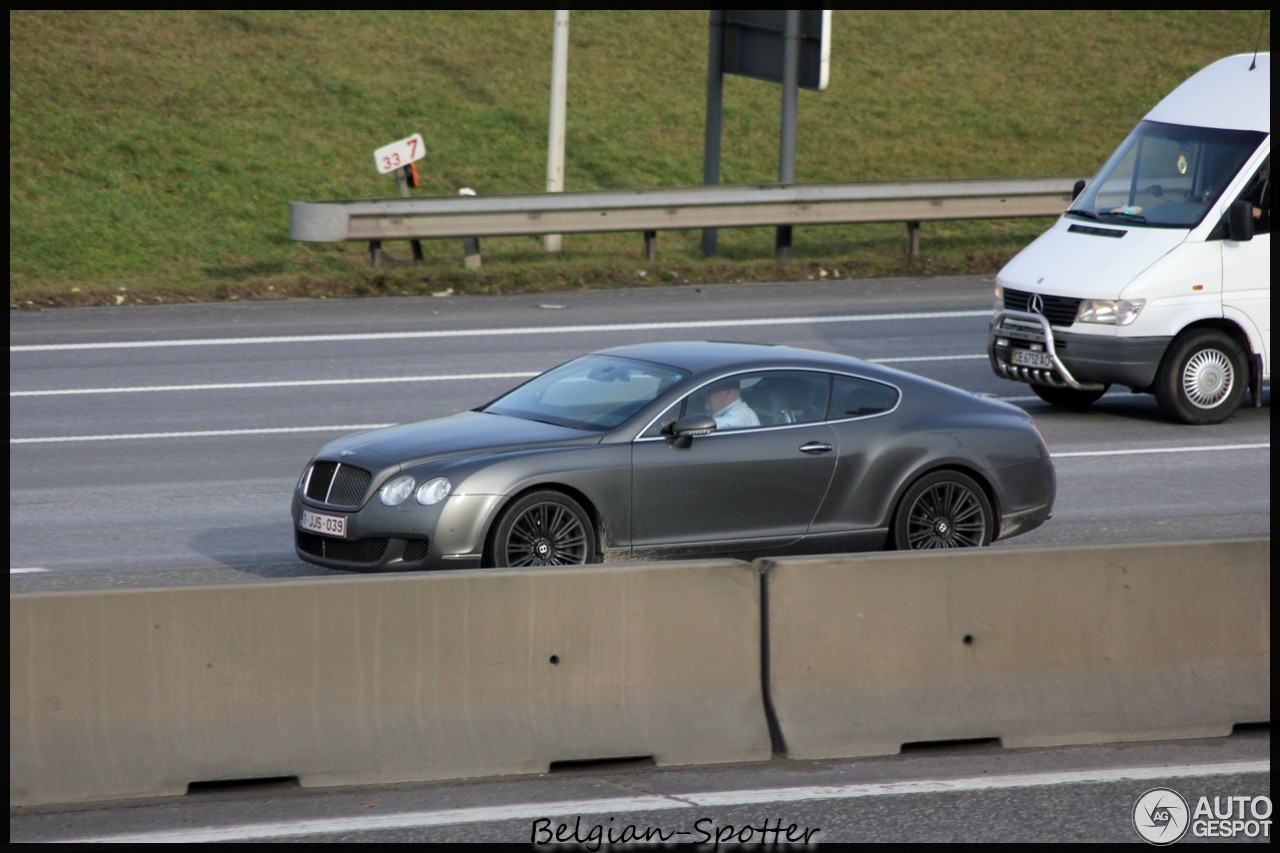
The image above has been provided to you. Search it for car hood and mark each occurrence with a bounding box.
[313,410,602,470]
[999,216,1187,299]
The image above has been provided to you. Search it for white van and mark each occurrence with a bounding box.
[989,52,1270,424]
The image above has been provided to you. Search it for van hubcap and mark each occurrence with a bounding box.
[1183,349,1234,408]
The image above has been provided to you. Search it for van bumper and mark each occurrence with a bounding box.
[989,310,1171,390]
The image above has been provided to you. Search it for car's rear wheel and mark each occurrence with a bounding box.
[1030,383,1110,410]
[1153,329,1248,424]
[487,490,597,568]
[892,471,993,550]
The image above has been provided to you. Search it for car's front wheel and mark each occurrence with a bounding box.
[891,471,993,550]
[1153,329,1248,424]
[1031,383,1110,410]
[487,490,597,568]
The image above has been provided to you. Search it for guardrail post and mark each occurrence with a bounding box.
[458,188,482,270]
[775,225,793,260]
[644,230,657,264]
[396,168,425,266]
[906,220,921,259]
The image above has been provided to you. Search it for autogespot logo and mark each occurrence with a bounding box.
[1134,787,1190,845]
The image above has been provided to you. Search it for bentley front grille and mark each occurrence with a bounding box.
[304,461,372,508]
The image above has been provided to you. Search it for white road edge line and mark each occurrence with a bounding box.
[49,759,1269,844]
[10,356,989,398]
[9,311,992,352]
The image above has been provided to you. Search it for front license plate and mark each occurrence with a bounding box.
[1010,348,1055,369]
[300,508,347,539]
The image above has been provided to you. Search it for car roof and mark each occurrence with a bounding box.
[592,340,879,378]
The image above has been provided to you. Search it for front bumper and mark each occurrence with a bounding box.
[988,310,1171,391]
[291,492,501,572]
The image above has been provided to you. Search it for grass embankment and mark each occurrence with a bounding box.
[9,10,1269,308]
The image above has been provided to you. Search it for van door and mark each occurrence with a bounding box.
[1223,156,1271,376]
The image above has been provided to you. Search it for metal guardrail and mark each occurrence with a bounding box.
[289,176,1087,264]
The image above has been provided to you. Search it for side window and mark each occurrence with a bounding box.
[828,375,899,419]
[640,370,833,436]
[1240,156,1271,235]
[740,371,829,426]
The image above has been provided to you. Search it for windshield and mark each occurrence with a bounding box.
[482,355,688,431]
[1068,120,1265,228]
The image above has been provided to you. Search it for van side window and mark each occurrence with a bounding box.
[1241,157,1271,234]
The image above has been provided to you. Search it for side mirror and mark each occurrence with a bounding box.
[1227,199,1255,242]
[1072,179,1086,201]
[668,414,716,449]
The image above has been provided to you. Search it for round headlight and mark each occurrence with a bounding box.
[380,474,416,506]
[415,477,453,506]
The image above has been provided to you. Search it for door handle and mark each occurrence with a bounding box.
[799,442,833,455]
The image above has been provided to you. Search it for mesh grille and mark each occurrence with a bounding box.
[296,531,388,564]
[1002,288,1081,327]
[403,539,431,562]
[304,461,372,507]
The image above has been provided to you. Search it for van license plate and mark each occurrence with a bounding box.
[300,509,347,539]
[1011,349,1055,369]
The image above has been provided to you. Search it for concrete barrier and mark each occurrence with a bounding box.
[764,539,1271,759]
[10,560,770,807]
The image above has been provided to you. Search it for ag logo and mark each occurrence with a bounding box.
[1133,787,1190,845]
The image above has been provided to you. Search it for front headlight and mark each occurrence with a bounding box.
[415,477,452,506]
[1076,298,1146,326]
[993,283,1004,312]
[380,474,416,506]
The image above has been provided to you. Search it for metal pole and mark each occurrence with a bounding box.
[396,169,424,265]
[776,9,800,259]
[544,10,570,253]
[701,10,725,257]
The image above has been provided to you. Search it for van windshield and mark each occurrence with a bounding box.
[1067,120,1265,228]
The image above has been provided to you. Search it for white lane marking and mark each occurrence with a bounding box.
[10,357,988,398]
[9,567,48,574]
[47,760,1269,844]
[10,372,537,397]
[8,310,991,352]
[10,426,393,444]
[8,421,1269,453]
[1055,443,1270,458]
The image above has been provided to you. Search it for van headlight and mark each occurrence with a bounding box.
[1076,298,1146,326]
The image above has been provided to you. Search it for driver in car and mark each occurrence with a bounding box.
[706,379,760,430]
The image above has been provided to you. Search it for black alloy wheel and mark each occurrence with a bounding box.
[892,471,994,550]
[489,490,597,568]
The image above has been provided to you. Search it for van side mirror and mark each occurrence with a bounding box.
[1072,180,1086,200]
[1228,199,1255,242]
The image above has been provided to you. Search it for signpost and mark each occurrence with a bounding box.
[703,10,830,258]
[370,134,427,267]
[372,133,425,174]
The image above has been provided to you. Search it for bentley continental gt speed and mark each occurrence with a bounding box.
[292,341,1055,571]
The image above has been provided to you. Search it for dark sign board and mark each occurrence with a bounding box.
[721,10,830,91]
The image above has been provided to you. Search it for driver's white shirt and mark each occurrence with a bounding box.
[713,397,760,429]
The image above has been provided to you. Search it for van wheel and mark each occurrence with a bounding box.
[1031,384,1110,410]
[1154,329,1248,424]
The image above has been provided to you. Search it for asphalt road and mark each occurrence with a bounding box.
[10,274,1269,590]
[8,275,1271,842]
